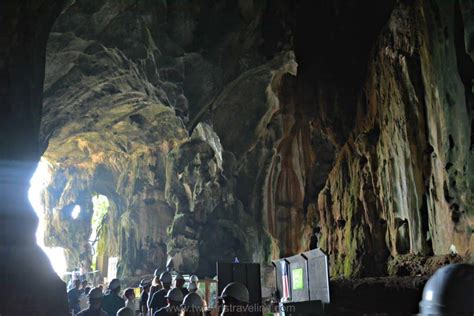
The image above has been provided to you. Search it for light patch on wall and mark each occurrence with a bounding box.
[29,158,68,279]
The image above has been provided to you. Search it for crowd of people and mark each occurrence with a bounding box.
[67,269,251,316]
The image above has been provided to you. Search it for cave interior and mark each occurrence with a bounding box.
[0,0,473,315]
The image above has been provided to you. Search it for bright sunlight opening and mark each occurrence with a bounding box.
[71,205,81,219]
[29,158,68,279]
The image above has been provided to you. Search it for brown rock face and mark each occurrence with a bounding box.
[38,0,472,281]
[314,0,473,277]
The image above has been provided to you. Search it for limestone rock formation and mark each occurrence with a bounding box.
[42,22,188,275]
[165,123,262,276]
[315,0,473,277]
[39,0,472,281]
[40,0,288,277]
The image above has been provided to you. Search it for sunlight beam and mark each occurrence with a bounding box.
[28,159,68,279]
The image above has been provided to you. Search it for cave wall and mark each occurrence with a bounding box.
[0,0,69,315]
[40,0,473,279]
[310,0,474,277]
[41,21,188,275]
[40,0,284,277]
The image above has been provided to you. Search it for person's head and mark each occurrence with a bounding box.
[187,282,198,293]
[140,279,151,293]
[219,282,249,315]
[109,278,121,294]
[88,287,104,310]
[175,273,185,288]
[144,284,151,293]
[182,292,204,316]
[189,275,199,285]
[84,286,91,295]
[116,307,134,316]
[419,263,474,315]
[73,279,81,289]
[152,276,162,290]
[124,288,135,301]
[160,271,172,290]
[166,288,184,307]
[81,280,88,289]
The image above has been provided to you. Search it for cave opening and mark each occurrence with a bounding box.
[28,158,68,278]
[71,205,81,219]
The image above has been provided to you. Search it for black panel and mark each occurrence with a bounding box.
[246,263,262,303]
[217,261,263,315]
[232,263,247,285]
[217,262,234,295]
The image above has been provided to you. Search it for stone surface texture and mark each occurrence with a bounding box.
[38,0,473,280]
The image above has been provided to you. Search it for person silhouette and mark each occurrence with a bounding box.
[310,226,321,250]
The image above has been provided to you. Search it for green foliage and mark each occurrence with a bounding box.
[92,194,109,231]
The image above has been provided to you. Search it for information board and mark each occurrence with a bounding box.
[108,257,118,280]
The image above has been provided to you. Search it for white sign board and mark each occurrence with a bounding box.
[108,257,118,279]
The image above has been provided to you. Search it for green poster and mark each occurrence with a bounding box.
[292,268,304,290]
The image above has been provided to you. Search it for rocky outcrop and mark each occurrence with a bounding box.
[315,0,473,277]
[165,123,261,276]
[40,0,472,281]
[42,25,188,275]
[40,0,295,277]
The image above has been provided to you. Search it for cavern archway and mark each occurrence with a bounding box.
[1,0,473,315]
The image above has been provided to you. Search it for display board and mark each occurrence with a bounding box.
[107,257,118,280]
[302,249,330,303]
[273,248,330,307]
[285,254,309,302]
